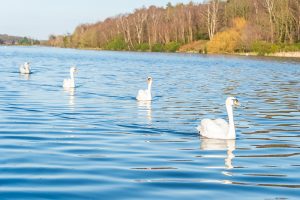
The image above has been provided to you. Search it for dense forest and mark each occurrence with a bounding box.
[0,34,40,46]
[48,0,300,55]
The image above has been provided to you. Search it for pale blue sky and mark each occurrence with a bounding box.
[0,0,202,40]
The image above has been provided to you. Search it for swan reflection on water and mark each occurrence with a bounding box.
[137,100,152,124]
[19,73,31,80]
[200,138,236,170]
[64,87,75,107]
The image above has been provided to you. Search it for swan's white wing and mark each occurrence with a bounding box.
[63,79,70,88]
[19,66,25,74]
[137,89,151,100]
[138,89,145,95]
[20,65,31,74]
[214,119,228,129]
[198,118,228,139]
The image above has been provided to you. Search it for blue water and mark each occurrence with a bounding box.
[0,46,299,199]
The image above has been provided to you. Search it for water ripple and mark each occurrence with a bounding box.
[0,46,299,199]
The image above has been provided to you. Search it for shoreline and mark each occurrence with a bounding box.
[78,47,300,59]
[2,45,300,59]
[237,52,300,59]
[179,51,300,59]
[270,52,300,58]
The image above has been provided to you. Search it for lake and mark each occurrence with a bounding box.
[0,46,299,199]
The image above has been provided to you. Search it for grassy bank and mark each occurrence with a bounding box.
[46,42,300,59]
[178,39,300,58]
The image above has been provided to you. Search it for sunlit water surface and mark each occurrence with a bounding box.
[0,46,299,199]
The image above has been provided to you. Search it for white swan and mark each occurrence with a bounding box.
[19,62,31,74]
[136,77,152,101]
[63,66,77,88]
[197,97,240,139]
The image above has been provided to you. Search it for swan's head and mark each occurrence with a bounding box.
[24,62,30,68]
[226,97,240,107]
[147,77,153,84]
[70,66,77,74]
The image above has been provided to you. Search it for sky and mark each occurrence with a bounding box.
[0,0,202,40]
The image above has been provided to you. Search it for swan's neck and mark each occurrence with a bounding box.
[147,82,152,93]
[226,104,236,139]
[70,72,75,80]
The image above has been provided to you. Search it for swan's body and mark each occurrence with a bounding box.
[197,97,240,139]
[19,62,31,74]
[63,67,77,88]
[136,77,152,101]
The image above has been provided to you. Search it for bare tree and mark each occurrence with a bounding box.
[264,0,275,43]
[48,0,300,51]
[186,5,194,43]
[117,15,134,49]
[147,6,161,47]
[289,0,300,42]
[133,9,148,45]
[207,0,220,40]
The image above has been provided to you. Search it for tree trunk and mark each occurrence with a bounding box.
[207,0,219,40]
[265,0,275,43]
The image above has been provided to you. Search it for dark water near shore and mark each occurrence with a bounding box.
[0,46,299,199]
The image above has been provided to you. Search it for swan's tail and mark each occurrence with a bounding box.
[19,66,24,73]
[197,119,209,137]
[63,79,69,88]
[196,125,201,133]
[136,89,145,100]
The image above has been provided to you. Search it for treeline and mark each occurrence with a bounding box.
[48,0,300,54]
[0,34,40,46]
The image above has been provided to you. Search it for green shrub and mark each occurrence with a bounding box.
[151,43,164,52]
[105,37,127,50]
[195,33,209,40]
[279,43,300,52]
[164,42,181,52]
[135,43,150,51]
[251,41,279,56]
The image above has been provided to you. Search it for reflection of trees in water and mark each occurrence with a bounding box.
[254,79,300,119]
[223,78,240,97]
[200,138,235,169]
[277,81,300,110]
